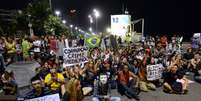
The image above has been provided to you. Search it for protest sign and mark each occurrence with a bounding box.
[63,47,88,67]
[146,64,163,81]
[25,94,60,101]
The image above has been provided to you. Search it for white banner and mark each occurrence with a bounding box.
[25,94,60,101]
[146,64,164,81]
[63,47,88,67]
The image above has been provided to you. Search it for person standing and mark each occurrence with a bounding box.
[0,38,6,73]
[49,35,58,55]
[4,37,16,65]
[57,36,64,64]
[22,38,32,61]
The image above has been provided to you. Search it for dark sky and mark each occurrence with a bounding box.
[0,0,200,35]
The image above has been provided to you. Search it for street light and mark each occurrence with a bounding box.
[70,24,73,33]
[62,20,66,24]
[93,9,100,18]
[93,9,100,34]
[89,27,92,32]
[55,10,61,16]
[88,15,92,18]
[28,14,33,37]
[88,15,94,23]
[106,27,111,33]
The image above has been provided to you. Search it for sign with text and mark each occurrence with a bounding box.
[25,94,60,101]
[146,64,164,81]
[63,47,88,67]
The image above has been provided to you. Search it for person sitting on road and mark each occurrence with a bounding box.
[37,62,51,80]
[138,48,156,92]
[93,71,120,101]
[1,70,17,95]
[188,56,200,72]
[23,75,51,100]
[117,64,140,101]
[44,68,65,95]
[192,60,201,83]
[130,59,140,75]
[82,61,97,86]
[163,64,189,94]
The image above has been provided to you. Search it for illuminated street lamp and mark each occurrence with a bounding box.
[93,9,100,18]
[89,27,92,32]
[70,24,73,33]
[55,10,61,16]
[93,9,100,34]
[62,20,66,24]
[106,27,111,33]
[75,27,78,30]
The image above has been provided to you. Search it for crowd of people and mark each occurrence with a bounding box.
[0,34,200,101]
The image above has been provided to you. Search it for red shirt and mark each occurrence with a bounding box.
[160,36,167,46]
[118,71,130,84]
[50,39,57,52]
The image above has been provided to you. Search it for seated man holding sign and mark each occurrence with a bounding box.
[45,68,65,96]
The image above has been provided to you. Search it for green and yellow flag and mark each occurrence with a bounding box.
[85,34,101,48]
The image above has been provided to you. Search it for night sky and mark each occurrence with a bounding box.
[0,0,200,36]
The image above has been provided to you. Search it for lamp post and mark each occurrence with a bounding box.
[28,14,33,37]
[93,9,100,34]
[89,27,92,32]
[88,15,93,33]
[62,20,66,24]
[70,24,73,34]
[55,10,61,17]
[106,27,111,33]
[49,0,52,11]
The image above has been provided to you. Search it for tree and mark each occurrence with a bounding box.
[26,0,51,35]
[44,15,69,35]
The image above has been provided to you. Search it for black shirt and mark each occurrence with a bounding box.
[183,52,194,60]
[24,87,51,100]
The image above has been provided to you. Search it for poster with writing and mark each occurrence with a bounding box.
[146,64,163,81]
[63,47,88,67]
[25,94,60,101]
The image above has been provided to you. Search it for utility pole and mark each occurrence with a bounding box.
[142,18,144,38]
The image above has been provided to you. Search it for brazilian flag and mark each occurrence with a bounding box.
[85,34,101,48]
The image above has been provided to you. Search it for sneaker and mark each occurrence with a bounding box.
[182,89,189,95]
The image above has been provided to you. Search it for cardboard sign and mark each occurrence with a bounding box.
[146,64,164,81]
[63,47,88,67]
[25,94,60,101]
